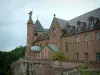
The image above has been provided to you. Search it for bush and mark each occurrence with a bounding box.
[52,51,70,61]
[79,64,88,69]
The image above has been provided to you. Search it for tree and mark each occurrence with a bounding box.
[52,51,70,61]
[0,46,26,75]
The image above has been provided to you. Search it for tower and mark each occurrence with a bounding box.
[25,11,34,57]
[33,18,44,42]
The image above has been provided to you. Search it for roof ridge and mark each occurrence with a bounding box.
[68,7,100,21]
[56,17,67,22]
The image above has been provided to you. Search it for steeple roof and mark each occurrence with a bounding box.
[34,19,44,32]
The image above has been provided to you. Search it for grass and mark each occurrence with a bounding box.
[79,70,100,75]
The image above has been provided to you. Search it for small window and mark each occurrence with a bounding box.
[84,34,88,41]
[34,33,38,36]
[65,42,68,52]
[76,53,79,61]
[84,53,88,62]
[76,36,80,42]
[96,32,100,40]
[77,21,81,31]
[52,28,56,33]
[96,53,100,61]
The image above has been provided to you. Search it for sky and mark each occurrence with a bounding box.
[0,0,100,51]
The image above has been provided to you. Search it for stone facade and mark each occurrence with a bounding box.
[11,58,79,75]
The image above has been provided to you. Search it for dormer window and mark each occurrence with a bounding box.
[77,21,81,31]
[89,16,94,24]
[67,24,71,33]
[94,18,99,25]
[81,22,86,31]
[77,21,81,25]
[88,16,94,29]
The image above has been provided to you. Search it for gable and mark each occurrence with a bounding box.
[48,17,61,38]
[51,17,69,30]
[50,17,61,29]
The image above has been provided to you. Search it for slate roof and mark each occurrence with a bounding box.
[68,8,100,28]
[47,44,59,51]
[56,18,68,29]
[55,8,100,36]
[34,19,44,32]
[44,29,49,37]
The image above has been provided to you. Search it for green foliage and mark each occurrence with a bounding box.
[52,51,70,61]
[79,70,100,75]
[0,46,26,75]
[79,64,88,69]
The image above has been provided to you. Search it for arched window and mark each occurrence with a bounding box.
[52,28,56,33]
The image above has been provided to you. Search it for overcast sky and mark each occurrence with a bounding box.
[0,0,100,51]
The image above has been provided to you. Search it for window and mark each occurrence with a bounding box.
[96,32,100,40]
[34,33,38,36]
[88,16,94,29]
[96,53,100,61]
[52,28,56,33]
[86,42,88,50]
[76,36,80,42]
[65,42,68,52]
[76,53,79,61]
[84,53,88,61]
[84,34,88,41]
[77,21,81,31]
